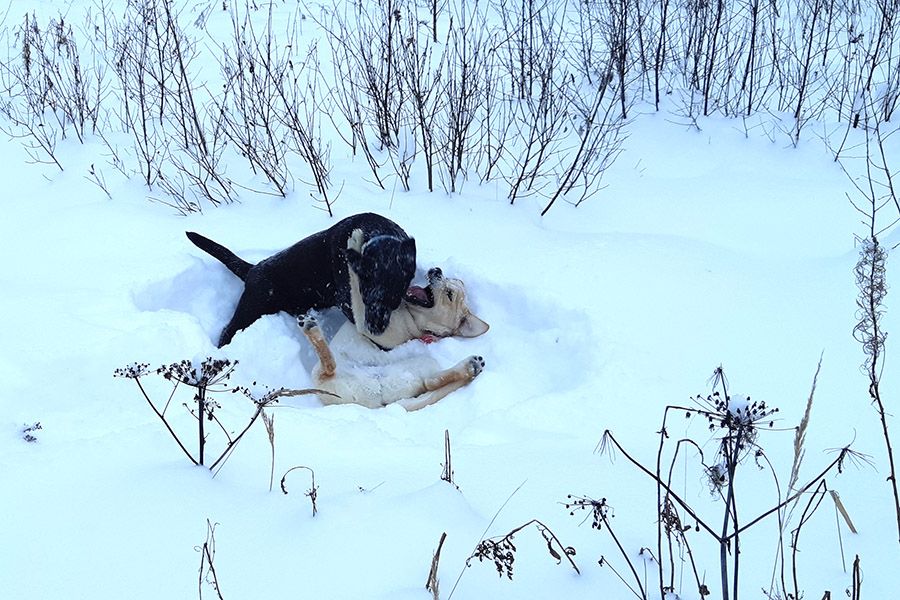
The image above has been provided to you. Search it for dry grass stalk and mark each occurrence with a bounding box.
[830,489,857,573]
[275,387,338,399]
[263,411,275,492]
[441,429,455,487]
[788,354,822,495]
[425,531,448,600]
[829,491,857,534]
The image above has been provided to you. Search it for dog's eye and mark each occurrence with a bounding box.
[446,289,454,301]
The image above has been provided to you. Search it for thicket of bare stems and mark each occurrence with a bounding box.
[2,0,899,211]
[109,0,234,213]
[216,2,332,211]
[0,12,107,170]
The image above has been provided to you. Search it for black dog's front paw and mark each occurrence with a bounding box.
[297,311,319,332]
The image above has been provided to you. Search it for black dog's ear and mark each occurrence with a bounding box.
[346,248,370,276]
[366,302,391,335]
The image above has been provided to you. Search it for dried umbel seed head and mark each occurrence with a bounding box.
[157,357,237,386]
[114,362,151,379]
[564,495,609,530]
[693,392,779,442]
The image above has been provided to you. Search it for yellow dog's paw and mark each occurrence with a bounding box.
[297,311,319,332]
[465,355,485,378]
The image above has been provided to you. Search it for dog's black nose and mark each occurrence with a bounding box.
[427,267,443,282]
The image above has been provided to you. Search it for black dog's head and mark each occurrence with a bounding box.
[346,235,417,335]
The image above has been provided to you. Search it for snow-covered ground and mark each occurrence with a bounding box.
[1,2,897,599]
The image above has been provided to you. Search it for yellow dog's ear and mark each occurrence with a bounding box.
[457,313,489,338]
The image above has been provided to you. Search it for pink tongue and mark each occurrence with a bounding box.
[406,285,428,303]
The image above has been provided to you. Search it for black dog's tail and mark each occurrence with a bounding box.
[186,231,253,281]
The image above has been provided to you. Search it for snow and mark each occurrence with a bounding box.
[1,2,897,599]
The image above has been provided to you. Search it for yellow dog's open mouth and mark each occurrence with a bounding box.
[405,285,434,307]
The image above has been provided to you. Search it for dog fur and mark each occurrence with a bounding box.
[300,238,489,410]
[186,213,418,347]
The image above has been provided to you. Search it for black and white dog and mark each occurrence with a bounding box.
[186,213,420,347]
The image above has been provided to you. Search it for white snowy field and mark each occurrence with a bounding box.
[1,2,898,599]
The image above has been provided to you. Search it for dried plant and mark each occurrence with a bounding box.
[196,519,224,600]
[110,0,234,212]
[425,531,448,600]
[262,411,275,492]
[850,554,861,600]
[843,114,900,544]
[565,496,648,599]
[0,12,107,170]
[440,429,456,488]
[281,465,318,517]
[465,519,580,580]
[21,422,42,443]
[114,359,314,472]
[593,365,864,600]
[766,357,828,599]
[852,234,900,543]
[214,2,332,207]
[788,355,821,495]
[6,0,896,217]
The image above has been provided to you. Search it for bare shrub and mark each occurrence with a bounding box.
[317,1,402,189]
[217,2,292,197]
[397,6,447,192]
[110,0,233,212]
[439,1,491,193]
[6,0,900,220]
[276,44,333,212]
[0,12,108,169]
[321,0,403,151]
[214,3,333,209]
[498,1,571,204]
[540,70,628,215]
[110,0,169,187]
[324,27,386,190]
